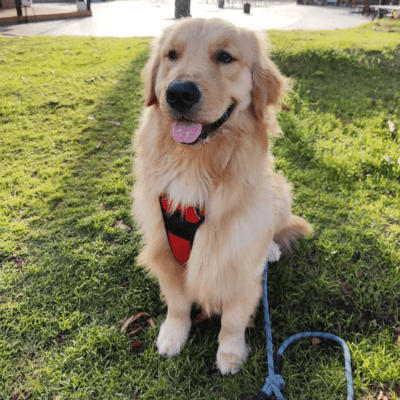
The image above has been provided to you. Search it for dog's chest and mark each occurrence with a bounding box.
[155,163,211,211]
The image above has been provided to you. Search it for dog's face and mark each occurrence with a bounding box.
[143,18,284,145]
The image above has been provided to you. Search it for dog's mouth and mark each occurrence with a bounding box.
[171,103,235,145]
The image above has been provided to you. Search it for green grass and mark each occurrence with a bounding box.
[1,20,400,400]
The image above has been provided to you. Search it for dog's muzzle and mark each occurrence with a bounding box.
[167,81,235,145]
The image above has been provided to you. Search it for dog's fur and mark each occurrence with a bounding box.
[132,18,311,375]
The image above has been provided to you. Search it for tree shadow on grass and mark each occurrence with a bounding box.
[2,41,164,358]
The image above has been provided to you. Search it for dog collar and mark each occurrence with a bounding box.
[159,195,205,265]
[185,103,235,145]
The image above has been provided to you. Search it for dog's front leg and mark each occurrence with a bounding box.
[156,278,192,358]
[216,286,261,375]
[133,193,192,357]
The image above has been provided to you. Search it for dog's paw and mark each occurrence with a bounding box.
[216,345,251,375]
[156,317,191,358]
[266,241,281,263]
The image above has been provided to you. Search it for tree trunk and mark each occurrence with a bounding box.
[175,0,191,19]
[15,0,23,19]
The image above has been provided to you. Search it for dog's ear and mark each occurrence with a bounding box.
[251,34,286,120]
[142,37,163,107]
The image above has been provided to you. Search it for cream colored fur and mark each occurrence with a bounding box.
[132,18,311,375]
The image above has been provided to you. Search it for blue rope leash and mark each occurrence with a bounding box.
[253,262,354,400]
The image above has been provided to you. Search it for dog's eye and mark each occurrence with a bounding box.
[217,52,234,64]
[168,50,178,61]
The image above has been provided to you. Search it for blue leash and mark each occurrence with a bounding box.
[253,262,354,400]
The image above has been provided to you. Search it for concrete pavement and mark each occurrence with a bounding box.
[0,0,369,37]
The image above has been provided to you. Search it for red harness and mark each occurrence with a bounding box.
[159,195,205,265]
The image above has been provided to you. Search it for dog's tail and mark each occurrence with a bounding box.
[273,215,312,253]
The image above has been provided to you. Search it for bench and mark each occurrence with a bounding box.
[370,4,400,19]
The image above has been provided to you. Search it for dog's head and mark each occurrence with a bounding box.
[143,18,285,145]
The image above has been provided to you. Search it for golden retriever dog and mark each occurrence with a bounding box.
[132,18,311,375]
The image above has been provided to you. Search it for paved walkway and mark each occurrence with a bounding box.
[0,0,369,37]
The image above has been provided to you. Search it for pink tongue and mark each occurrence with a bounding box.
[172,122,202,143]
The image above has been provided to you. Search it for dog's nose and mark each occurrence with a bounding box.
[166,81,201,111]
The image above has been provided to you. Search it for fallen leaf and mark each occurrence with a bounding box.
[114,220,131,232]
[281,105,290,111]
[105,120,121,126]
[342,120,352,125]
[121,312,150,332]
[88,116,95,121]
[96,140,106,148]
[131,341,144,351]
[86,77,96,82]
[3,118,10,123]
[376,390,390,400]
[388,120,396,133]
[13,190,17,198]
[193,312,209,325]
[311,338,321,347]
[128,326,143,336]
[313,70,325,76]
[395,327,400,334]
[12,257,25,267]
[398,157,400,166]
[147,317,156,328]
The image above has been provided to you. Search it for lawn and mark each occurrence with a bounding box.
[1,20,399,400]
